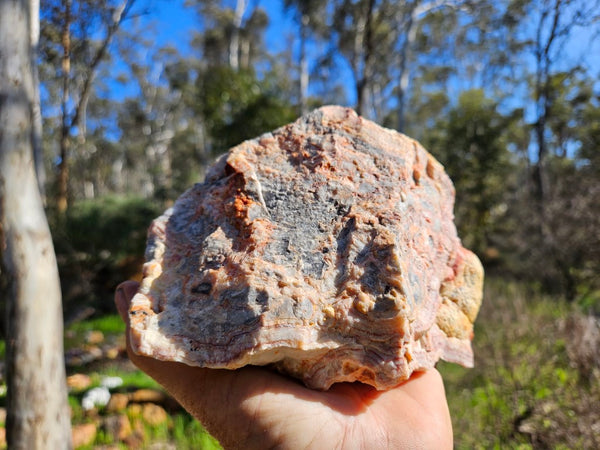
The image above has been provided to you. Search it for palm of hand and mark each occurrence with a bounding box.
[116,281,452,449]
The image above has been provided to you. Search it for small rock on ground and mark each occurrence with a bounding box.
[142,403,168,426]
[71,422,97,448]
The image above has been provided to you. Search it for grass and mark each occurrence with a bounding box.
[171,415,222,449]
[65,314,125,349]
[94,368,159,390]
[64,362,221,449]
[61,309,223,448]
[68,314,126,335]
[439,278,600,449]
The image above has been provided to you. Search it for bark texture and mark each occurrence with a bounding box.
[0,0,72,447]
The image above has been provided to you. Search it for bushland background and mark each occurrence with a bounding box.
[1,0,599,448]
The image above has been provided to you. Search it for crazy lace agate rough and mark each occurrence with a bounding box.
[129,106,484,390]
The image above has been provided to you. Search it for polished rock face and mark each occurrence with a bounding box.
[129,106,484,390]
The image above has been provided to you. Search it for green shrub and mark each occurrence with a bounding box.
[440,278,600,449]
[49,196,164,313]
[53,195,163,262]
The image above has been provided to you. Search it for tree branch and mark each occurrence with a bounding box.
[414,0,461,19]
[543,0,562,59]
[69,0,135,131]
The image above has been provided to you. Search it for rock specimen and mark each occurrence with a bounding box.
[129,106,484,390]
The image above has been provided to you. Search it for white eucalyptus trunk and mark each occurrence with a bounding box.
[30,0,46,202]
[0,0,72,448]
[299,14,309,115]
[229,0,246,70]
[396,0,459,132]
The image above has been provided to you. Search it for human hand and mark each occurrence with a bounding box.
[116,281,453,449]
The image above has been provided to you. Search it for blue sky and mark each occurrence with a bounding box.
[142,0,296,57]
[125,0,356,108]
[115,0,599,130]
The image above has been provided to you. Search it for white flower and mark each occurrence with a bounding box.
[100,376,123,389]
[81,387,111,410]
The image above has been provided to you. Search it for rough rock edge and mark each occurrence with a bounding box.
[129,106,484,390]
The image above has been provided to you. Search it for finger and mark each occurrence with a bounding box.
[115,280,139,322]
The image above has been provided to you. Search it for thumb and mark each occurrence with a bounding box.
[115,280,139,322]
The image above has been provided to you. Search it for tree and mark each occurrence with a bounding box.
[115,45,203,199]
[394,0,464,132]
[196,65,296,153]
[187,1,295,155]
[283,0,326,115]
[30,0,46,201]
[190,0,268,71]
[522,0,600,212]
[0,0,72,447]
[495,0,600,296]
[41,0,137,213]
[397,0,520,137]
[425,89,517,259]
[331,0,396,119]
[575,90,600,174]
[521,76,600,298]
[229,0,246,70]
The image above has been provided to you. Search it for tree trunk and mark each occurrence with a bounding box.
[532,0,560,228]
[58,0,72,214]
[0,0,72,448]
[396,3,418,133]
[299,14,309,115]
[229,0,246,70]
[356,0,375,117]
[533,107,547,208]
[30,0,46,202]
[56,0,131,213]
[396,0,456,132]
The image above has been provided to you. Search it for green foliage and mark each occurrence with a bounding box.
[49,196,163,312]
[441,279,600,448]
[53,195,162,262]
[67,314,125,336]
[399,88,449,137]
[197,66,296,153]
[64,314,125,351]
[502,153,600,300]
[172,414,222,449]
[68,395,86,423]
[575,95,600,173]
[425,89,516,260]
[98,369,159,391]
[168,134,204,195]
[542,71,594,157]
